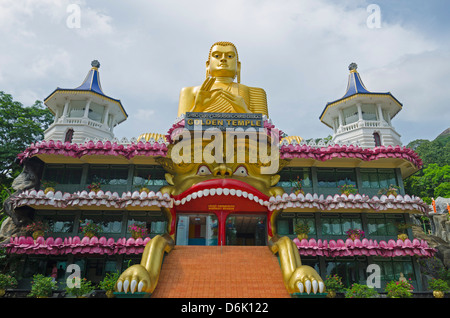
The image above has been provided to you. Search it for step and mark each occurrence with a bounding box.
[151,245,290,298]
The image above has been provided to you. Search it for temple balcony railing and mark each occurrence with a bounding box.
[47,116,111,132]
[337,120,386,133]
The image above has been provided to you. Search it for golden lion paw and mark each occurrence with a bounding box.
[289,265,325,294]
[116,264,152,294]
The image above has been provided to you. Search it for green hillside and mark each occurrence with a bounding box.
[404,129,450,203]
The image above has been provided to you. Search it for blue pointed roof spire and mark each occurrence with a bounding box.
[43,60,128,122]
[319,63,403,126]
[74,60,105,95]
[341,63,372,98]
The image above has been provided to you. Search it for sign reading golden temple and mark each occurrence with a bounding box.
[185,112,263,130]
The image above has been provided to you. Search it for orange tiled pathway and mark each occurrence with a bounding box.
[151,245,290,298]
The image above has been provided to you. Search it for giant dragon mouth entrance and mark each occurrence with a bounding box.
[172,178,271,246]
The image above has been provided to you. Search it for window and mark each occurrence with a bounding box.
[373,257,415,282]
[360,168,397,189]
[317,168,356,188]
[343,106,358,125]
[64,129,74,143]
[277,215,294,236]
[133,165,169,188]
[367,214,404,237]
[88,165,129,185]
[72,257,120,284]
[277,214,316,236]
[78,212,123,235]
[361,104,377,121]
[127,214,167,236]
[127,219,149,234]
[373,132,382,147]
[321,214,362,237]
[325,257,368,287]
[35,211,75,235]
[22,259,70,288]
[68,100,86,118]
[22,258,47,279]
[88,102,105,122]
[295,216,316,235]
[277,167,312,190]
[42,164,83,185]
[44,217,74,234]
[53,260,69,283]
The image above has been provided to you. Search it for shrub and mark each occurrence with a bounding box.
[28,274,57,298]
[0,273,18,289]
[385,280,414,298]
[79,220,103,237]
[428,278,449,292]
[324,274,344,292]
[339,184,357,195]
[294,222,310,235]
[65,277,94,298]
[344,283,378,298]
[99,271,120,292]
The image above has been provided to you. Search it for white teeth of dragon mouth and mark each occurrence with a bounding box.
[174,188,269,207]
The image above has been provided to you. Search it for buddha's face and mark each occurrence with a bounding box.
[207,45,238,78]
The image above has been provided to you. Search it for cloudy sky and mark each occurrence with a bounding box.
[1,0,449,145]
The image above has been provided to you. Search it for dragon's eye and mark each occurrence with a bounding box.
[197,165,212,176]
[233,166,248,177]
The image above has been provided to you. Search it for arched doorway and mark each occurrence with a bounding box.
[65,128,74,143]
[373,132,381,147]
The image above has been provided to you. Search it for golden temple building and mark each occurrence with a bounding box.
[1,41,440,301]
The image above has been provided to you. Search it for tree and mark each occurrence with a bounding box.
[406,134,450,167]
[404,133,450,202]
[405,164,450,202]
[0,91,53,187]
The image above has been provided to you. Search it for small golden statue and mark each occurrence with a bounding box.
[177,41,269,117]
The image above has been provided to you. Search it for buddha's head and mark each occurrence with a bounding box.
[206,41,241,82]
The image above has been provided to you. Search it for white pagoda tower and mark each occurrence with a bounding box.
[320,63,402,148]
[43,60,128,143]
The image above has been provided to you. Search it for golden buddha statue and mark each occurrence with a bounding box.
[177,41,269,117]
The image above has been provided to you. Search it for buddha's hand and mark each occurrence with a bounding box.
[115,264,153,293]
[220,90,251,113]
[192,77,222,112]
[289,265,325,294]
